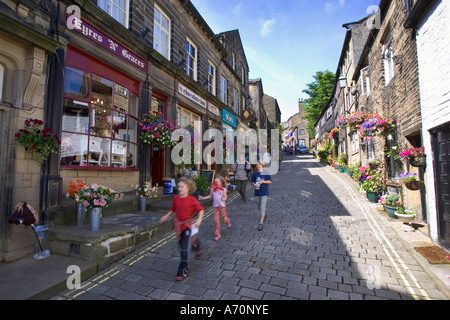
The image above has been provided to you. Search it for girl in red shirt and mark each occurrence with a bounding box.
[160,177,204,281]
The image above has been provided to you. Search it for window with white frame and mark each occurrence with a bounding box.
[153,5,171,60]
[97,0,129,27]
[221,76,227,105]
[361,66,370,95]
[176,106,201,131]
[351,131,359,153]
[0,64,4,102]
[382,35,395,85]
[233,89,239,114]
[186,39,197,80]
[208,61,216,95]
[232,52,236,70]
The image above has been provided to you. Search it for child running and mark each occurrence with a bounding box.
[160,177,204,281]
[199,177,231,241]
[251,161,272,231]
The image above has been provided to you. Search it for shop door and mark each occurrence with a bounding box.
[434,126,450,246]
[151,145,165,187]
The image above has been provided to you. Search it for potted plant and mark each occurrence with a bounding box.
[192,173,210,197]
[338,153,346,173]
[378,193,401,219]
[15,118,61,164]
[66,178,86,226]
[399,147,426,167]
[400,172,424,191]
[75,184,115,231]
[134,181,158,212]
[360,168,385,203]
[395,206,416,223]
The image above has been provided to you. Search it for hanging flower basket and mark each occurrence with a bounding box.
[404,180,424,191]
[410,156,426,167]
[358,114,396,141]
[399,147,426,167]
[138,112,180,147]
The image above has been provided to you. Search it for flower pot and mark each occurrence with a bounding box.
[383,205,398,219]
[404,181,424,191]
[410,156,426,167]
[76,202,86,226]
[139,196,147,212]
[338,167,344,173]
[366,191,380,203]
[90,207,102,231]
[395,212,416,223]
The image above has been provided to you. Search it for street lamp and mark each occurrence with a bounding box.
[338,74,347,89]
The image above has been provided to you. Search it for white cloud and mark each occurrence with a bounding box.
[259,17,276,37]
[232,1,243,15]
[325,0,346,13]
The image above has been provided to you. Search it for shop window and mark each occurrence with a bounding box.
[97,0,129,27]
[61,66,138,169]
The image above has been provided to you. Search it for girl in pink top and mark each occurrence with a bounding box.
[199,177,231,241]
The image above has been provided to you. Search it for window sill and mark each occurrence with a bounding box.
[61,165,138,171]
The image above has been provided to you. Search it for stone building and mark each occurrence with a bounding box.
[333,14,372,167]
[284,99,309,149]
[0,0,254,261]
[0,0,62,262]
[405,0,450,247]
[352,0,424,219]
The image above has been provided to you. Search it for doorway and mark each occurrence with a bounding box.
[433,125,450,247]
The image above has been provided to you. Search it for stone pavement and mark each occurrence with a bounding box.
[48,154,449,301]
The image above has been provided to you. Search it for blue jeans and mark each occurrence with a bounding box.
[178,229,192,276]
[255,196,268,221]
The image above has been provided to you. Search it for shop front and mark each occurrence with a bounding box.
[222,109,237,165]
[53,15,149,218]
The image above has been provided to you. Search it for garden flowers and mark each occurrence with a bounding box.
[75,184,115,208]
[66,178,85,200]
[15,118,61,164]
[399,147,426,161]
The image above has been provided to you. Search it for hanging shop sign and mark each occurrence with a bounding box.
[68,15,147,72]
[222,109,237,127]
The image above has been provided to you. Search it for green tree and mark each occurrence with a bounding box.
[302,70,335,137]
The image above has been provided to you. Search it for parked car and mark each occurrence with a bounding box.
[299,146,308,154]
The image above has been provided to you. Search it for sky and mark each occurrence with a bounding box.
[190,0,380,122]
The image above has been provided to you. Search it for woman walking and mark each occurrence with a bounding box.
[251,161,272,231]
[232,155,251,203]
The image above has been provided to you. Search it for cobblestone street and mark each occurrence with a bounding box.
[53,155,447,301]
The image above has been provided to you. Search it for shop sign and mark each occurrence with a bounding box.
[178,83,207,109]
[68,14,147,72]
[209,104,219,117]
[222,109,236,127]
